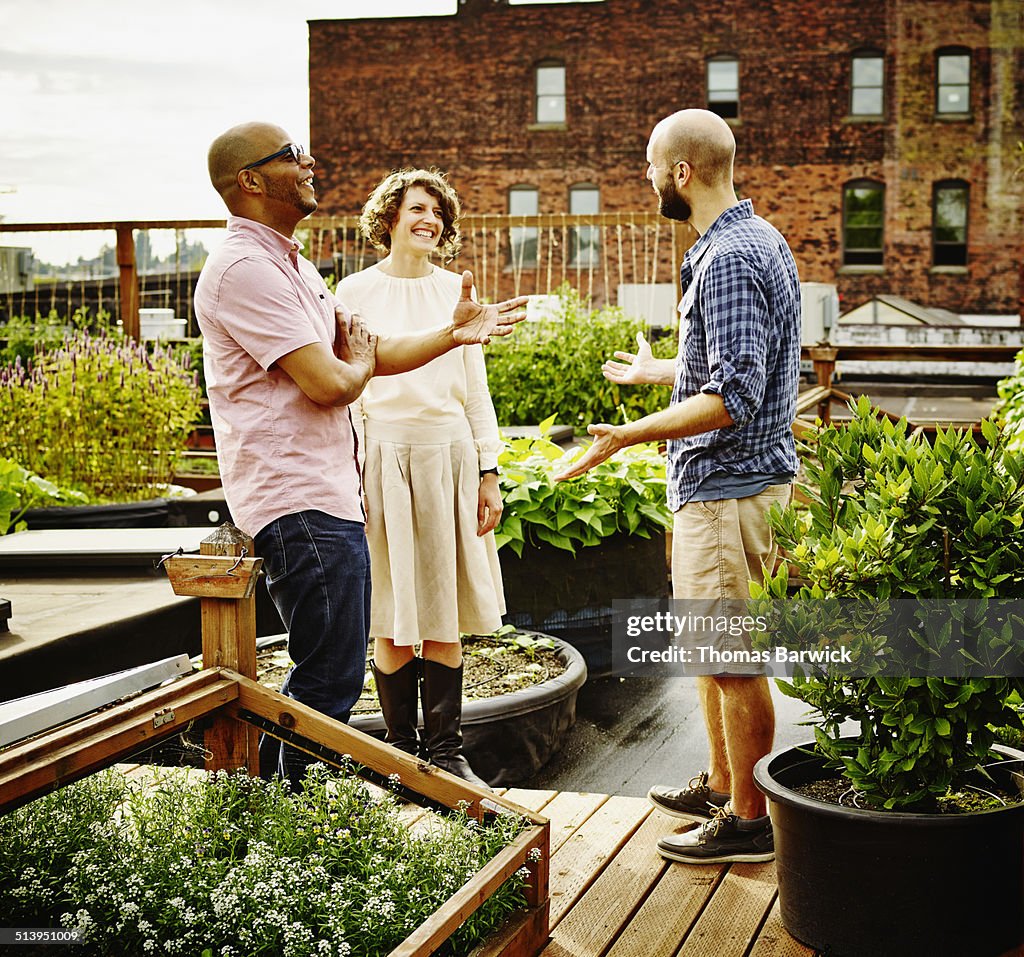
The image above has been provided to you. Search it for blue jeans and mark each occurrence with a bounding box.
[254,510,370,786]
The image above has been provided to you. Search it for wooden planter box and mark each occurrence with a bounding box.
[0,531,551,957]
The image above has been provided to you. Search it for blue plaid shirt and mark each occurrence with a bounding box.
[667,199,801,510]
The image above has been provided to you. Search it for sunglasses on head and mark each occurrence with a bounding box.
[241,143,304,171]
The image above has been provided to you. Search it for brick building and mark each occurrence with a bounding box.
[309,0,1023,318]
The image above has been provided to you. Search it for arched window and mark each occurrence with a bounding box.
[706,55,739,119]
[936,47,971,115]
[850,49,884,117]
[569,184,599,268]
[842,179,884,266]
[535,61,565,124]
[508,185,539,268]
[933,180,969,266]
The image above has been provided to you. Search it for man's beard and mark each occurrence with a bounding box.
[264,175,317,216]
[658,178,691,222]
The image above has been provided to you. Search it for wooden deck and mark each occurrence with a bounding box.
[479,787,811,957]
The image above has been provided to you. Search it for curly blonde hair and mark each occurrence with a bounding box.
[358,168,462,260]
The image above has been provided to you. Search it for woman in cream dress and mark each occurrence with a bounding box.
[336,168,504,787]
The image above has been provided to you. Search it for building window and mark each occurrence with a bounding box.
[850,50,884,117]
[508,186,539,268]
[707,56,739,119]
[535,62,565,124]
[842,180,884,266]
[569,184,599,268]
[936,48,970,115]
[933,180,968,266]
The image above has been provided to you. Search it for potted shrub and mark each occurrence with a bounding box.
[752,398,1024,957]
[495,416,671,673]
[0,330,202,526]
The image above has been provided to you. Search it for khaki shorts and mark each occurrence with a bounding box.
[671,485,792,675]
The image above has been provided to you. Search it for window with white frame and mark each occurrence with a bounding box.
[707,56,739,119]
[508,186,539,268]
[850,50,884,117]
[936,48,971,115]
[535,62,566,124]
[569,185,599,268]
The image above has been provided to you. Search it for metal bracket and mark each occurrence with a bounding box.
[152,708,176,730]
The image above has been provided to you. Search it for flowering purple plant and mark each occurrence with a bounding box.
[0,331,201,502]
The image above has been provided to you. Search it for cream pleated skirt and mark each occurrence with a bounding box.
[362,419,506,645]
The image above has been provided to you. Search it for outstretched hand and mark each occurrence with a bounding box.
[602,331,661,385]
[554,424,628,481]
[452,270,528,345]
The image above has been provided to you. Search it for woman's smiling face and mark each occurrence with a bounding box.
[389,185,446,256]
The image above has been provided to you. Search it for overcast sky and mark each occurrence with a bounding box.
[0,0,595,263]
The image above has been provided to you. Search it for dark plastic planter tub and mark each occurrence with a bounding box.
[351,635,587,787]
[754,741,1024,957]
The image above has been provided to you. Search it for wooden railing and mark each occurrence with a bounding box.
[0,214,695,339]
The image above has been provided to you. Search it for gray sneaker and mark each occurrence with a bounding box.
[648,772,729,822]
[657,807,774,864]
[659,806,770,867]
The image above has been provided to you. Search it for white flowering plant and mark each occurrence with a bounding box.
[0,763,529,957]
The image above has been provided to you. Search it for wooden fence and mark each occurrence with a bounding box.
[0,214,695,339]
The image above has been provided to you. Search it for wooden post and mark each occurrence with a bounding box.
[808,344,839,424]
[199,523,259,773]
[115,223,139,341]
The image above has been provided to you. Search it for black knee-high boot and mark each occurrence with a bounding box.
[420,659,489,789]
[371,659,421,756]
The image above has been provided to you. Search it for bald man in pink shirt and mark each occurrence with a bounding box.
[195,122,526,786]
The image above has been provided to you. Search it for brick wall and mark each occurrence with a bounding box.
[309,0,1023,317]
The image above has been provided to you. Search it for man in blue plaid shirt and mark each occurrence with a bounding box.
[557,108,801,864]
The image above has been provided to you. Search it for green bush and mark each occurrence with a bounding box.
[758,398,1024,809]
[484,284,675,430]
[0,331,202,503]
[496,416,671,556]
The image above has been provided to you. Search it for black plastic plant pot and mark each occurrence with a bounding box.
[754,742,1024,957]
[351,635,587,787]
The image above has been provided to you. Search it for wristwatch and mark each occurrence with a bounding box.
[479,467,499,477]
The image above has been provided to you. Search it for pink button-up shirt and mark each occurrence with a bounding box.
[194,216,363,537]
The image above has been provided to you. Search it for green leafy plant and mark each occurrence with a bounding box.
[0,763,530,957]
[496,415,671,556]
[994,346,1024,453]
[758,397,1024,810]
[467,624,557,663]
[0,331,202,503]
[0,457,86,535]
[484,284,675,430]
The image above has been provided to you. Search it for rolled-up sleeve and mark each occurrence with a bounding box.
[698,254,769,428]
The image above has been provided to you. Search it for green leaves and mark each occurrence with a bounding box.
[763,399,1024,810]
[495,423,670,556]
[0,457,85,535]
[483,284,675,430]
